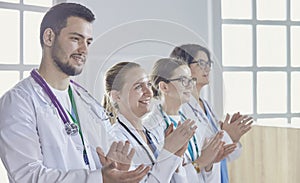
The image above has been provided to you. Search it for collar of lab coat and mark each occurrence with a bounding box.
[118,114,157,161]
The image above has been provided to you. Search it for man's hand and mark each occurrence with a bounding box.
[97,141,150,183]
[101,162,150,183]
[97,141,134,171]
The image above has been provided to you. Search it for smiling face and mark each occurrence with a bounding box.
[50,16,93,76]
[117,67,153,118]
[189,50,211,88]
[166,65,194,104]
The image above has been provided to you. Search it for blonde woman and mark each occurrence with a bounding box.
[103,62,196,182]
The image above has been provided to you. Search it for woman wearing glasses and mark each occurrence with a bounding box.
[170,44,253,183]
[103,62,196,182]
[144,58,226,183]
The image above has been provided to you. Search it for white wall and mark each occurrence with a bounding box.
[64,0,216,104]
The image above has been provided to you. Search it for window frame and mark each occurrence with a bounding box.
[210,0,300,126]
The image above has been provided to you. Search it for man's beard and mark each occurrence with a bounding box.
[52,55,84,76]
[51,41,85,76]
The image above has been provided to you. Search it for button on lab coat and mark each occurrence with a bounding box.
[0,76,114,183]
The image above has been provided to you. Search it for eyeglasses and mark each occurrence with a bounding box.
[190,59,213,69]
[167,76,197,87]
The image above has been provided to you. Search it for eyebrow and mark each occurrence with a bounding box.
[69,32,93,42]
[133,78,150,85]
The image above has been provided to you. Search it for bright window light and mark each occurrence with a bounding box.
[257,0,286,20]
[24,11,44,65]
[222,24,253,67]
[221,0,252,19]
[257,25,286,67]
[223,72,253,114]
[257,72,287,114]
[0,9,19,64]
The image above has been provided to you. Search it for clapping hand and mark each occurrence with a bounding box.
[220,113,253,143]
[164,119,197,155]
[97,141,150,183]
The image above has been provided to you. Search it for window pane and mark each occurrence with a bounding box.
[257,0,286,20]
[257,72,287,113]
[0,71,19,96]
[222,24,253,66]
[291,118,300,126]
[256,118,287,127]
[291,0,300,21]
[23,0,52,7]
[257,25,286,67]
[223,72,253,114]
[23,70,31,79]
[221,0,252,19]
[0,9,20,64]
[291,26,300,67]
[0,0,19,3]
[291,72,300,113]
[24,11,44,65]
[0,162,8,183]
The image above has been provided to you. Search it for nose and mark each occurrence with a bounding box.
[78,41,88,55]
[143,84,153,97]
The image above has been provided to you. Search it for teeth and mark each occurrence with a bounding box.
[140,100,150,104]
[72,55,84,62]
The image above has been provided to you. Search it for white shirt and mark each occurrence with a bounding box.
[0,74,115,183]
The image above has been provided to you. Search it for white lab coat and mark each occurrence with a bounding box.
[180,96,242,183]
[143,104,201,183]
[110,114,187,183]
[0,75,115,183]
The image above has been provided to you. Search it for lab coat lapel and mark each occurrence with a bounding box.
[71,86,98,170]
[118,114,157,161]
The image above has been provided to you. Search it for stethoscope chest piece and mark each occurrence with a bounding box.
[65,123,79,136]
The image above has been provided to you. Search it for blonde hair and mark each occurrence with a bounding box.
[102,62,140,124]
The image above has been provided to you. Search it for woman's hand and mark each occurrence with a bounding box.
[220,113,253,143]
[164,119,197,155]
[194,131,224,168]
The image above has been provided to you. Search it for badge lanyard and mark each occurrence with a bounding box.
[68,87,89,165]
[117,118,157,165]
[158,104,199,161]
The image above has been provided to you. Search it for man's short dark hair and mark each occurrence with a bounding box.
[40,3,95,47]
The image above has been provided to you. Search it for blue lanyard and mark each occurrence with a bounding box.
[158,105,199,161]
[202,100,219,132]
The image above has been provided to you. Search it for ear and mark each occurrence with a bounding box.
[43,28,55,47]
[110,90,121,103]
[158,81,169,94]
